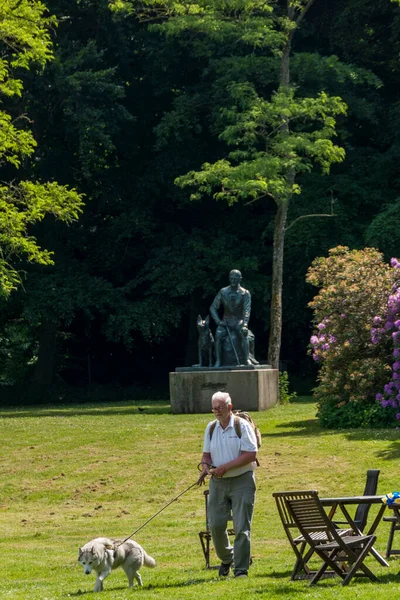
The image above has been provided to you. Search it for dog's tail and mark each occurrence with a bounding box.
[143,551,156,568]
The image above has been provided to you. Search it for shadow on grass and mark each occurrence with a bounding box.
[336,429,400,459]
[68,569,400,596]
[67,576,213,596]
[0,401,172,419]
[342,428,399,441]
[262,418,325,439]
[253,570,400,593]
[265,415,400,447]
[375,440,400,460]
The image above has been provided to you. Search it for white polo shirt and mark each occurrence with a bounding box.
[203,415,258,478]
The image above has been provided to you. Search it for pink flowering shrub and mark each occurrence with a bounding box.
[372,259,400,422]
[306,246,395,428]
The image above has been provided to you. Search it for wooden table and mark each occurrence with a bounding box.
[320,495,388,566]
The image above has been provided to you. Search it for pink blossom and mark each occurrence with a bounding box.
[391,258,400,269]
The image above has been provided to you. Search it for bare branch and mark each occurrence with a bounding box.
[285,212,335,232]
[295,0,317,26]
[285,190,336,231]
[243,192,277,206]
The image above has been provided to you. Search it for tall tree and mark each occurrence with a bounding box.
[0,1,83,298]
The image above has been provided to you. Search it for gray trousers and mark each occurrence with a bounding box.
[208,471,256,571]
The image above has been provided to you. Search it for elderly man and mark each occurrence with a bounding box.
[197,391,257,578]
[210,269,252,367]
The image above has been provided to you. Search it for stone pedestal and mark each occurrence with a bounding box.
[169,367,278,414]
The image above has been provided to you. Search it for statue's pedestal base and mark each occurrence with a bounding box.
[169,367,279,414]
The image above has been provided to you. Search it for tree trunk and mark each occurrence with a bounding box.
[268,200,289,369]
[267,22,294,369]
[184,292,203,366]
[31,320,58,395]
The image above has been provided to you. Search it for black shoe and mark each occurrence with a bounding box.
[219,561,232,577]
[234,570,248,578]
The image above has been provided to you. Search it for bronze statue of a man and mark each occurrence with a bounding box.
[210,269,252,367]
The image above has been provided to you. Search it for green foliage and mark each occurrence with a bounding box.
[176,86,346,205]
[0,1,55,69]
[0,1,55,164]
[365,198,400,260]
[278,370,297,404]
[0,1,84,298]
[317,394,398,429]
[129,1,347,209]
[307,246,396,428]
[0,182,83,298]
[0,318,37,386]
[54,39,134,181]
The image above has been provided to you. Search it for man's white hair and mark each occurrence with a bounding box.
[211,391,232,405]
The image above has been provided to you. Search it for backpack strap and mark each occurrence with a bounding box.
[234,415,242,438]
[235,415,260,467]
[209,420,217,441]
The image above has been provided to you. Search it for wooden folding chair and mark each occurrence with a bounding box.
[273,490,354,580]
[273,491,316,580]
[286,490,379,586]
[273,470,380,580]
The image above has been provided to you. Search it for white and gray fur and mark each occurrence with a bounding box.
[78,537,156,592]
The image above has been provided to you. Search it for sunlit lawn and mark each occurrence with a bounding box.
[1,397,400,599]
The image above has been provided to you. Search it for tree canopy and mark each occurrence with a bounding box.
[0,0,83,298]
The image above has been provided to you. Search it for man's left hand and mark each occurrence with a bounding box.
[210,465,227,478]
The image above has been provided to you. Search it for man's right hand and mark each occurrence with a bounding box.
[197,460,211,485]
[197,470,208,485]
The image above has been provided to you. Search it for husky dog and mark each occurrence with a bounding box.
[78,537,156,592]
[195,314,215,367]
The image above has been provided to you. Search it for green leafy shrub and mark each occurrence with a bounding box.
[279,371,297,404]
[307,246,395,428]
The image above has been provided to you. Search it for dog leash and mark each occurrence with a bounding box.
[116,463,215,547]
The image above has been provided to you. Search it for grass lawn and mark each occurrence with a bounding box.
[1,396,400,599]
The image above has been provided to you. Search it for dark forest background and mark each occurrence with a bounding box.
[1,0,400,403]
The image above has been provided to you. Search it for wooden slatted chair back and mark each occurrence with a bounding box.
[286,491,338,544]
